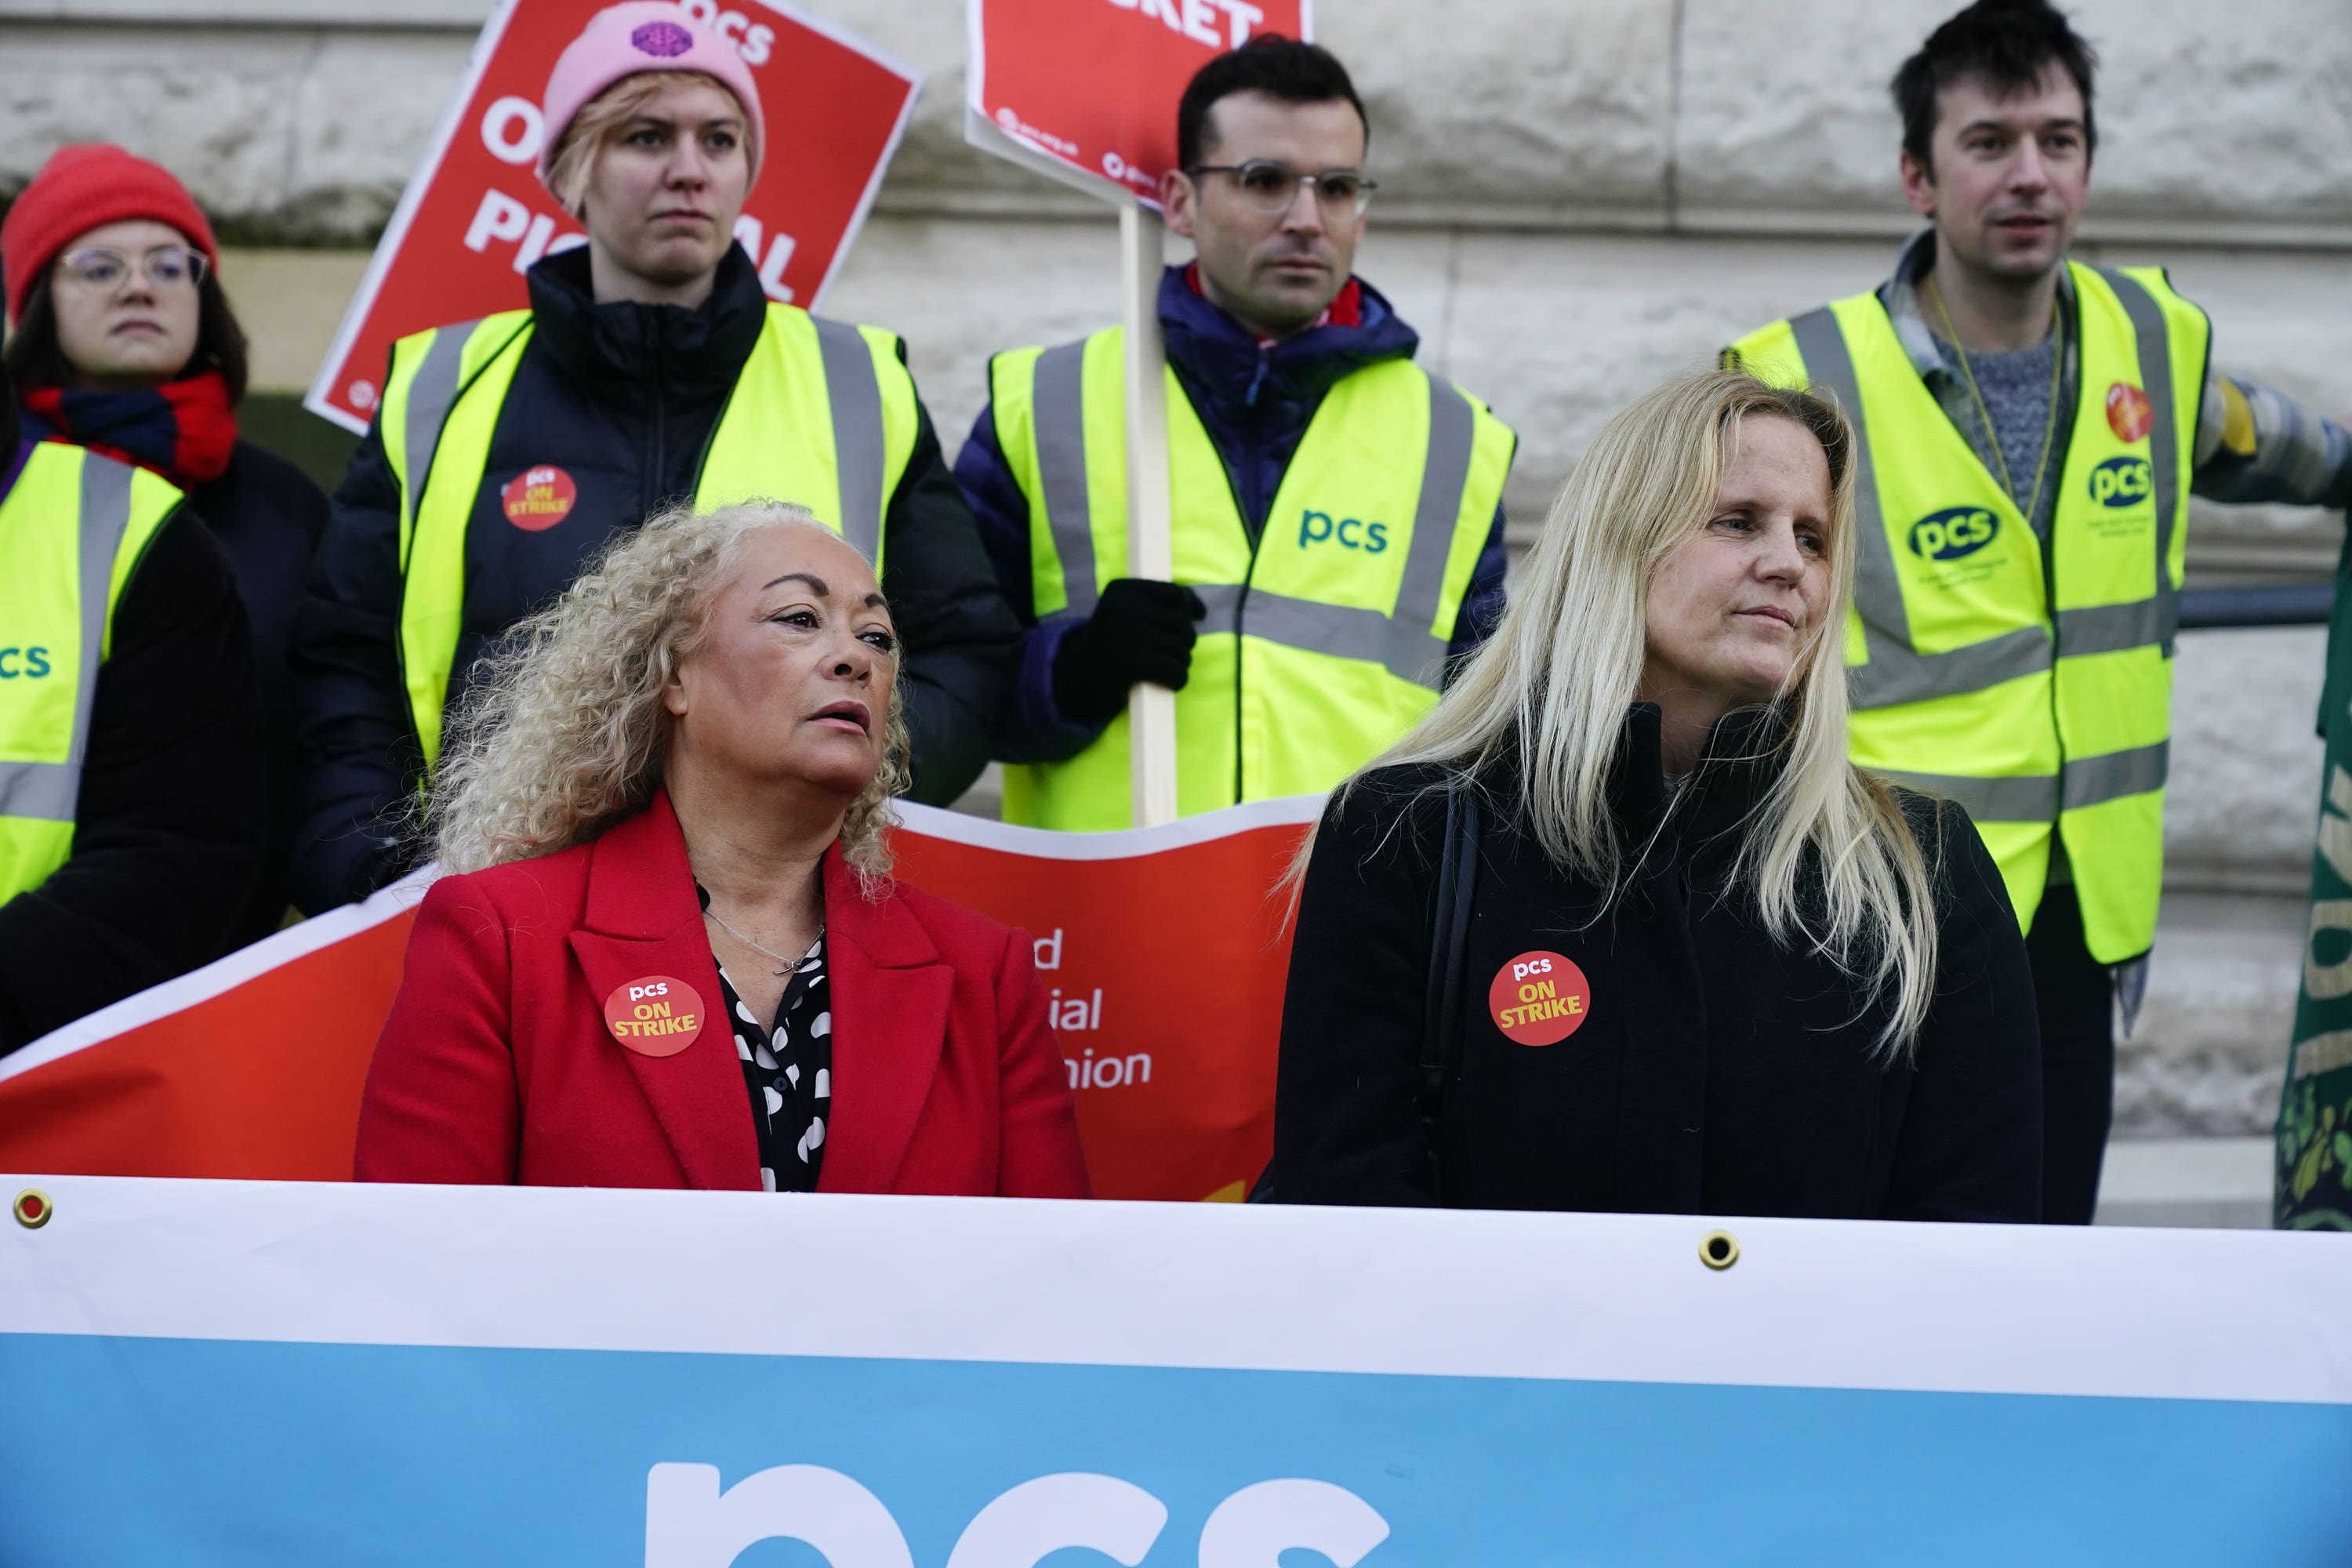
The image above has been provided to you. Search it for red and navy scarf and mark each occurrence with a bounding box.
[18,370,238,490]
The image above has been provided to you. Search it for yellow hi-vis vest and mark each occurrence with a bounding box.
[0,444,183,903]
[378,303,918,770]
[1732,263,2210,961]
[988,327,1515,830]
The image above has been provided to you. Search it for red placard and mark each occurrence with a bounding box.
[967,0,1312,205]
[887,801,1312,1201]
[305,0,920,435]
[0,800,1314,1202]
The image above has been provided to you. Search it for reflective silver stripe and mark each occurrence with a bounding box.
[813,318,886,563]
[1848,626,2050,710]
[1194,582,1246,637]
[2096,269,2184,655]
[1381,376,1475,688]
[74,454,136,760]
[1194,583,1446,690]
[6,454,143,823]
[1875,768,2060,824]
[1032,340,1099,618]
[1789,308,2055,710]
[2062,739,2169,811]
[401,319,475,536]
[1875,742,2169,824]
[0,760,80,822]
[2053,598,2165,658]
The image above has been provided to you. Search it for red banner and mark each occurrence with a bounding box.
[966,0,1310,205]
[0,800,1316,1200]
[305,0,919,434]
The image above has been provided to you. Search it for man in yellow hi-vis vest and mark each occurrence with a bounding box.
[0,356,263,1055]
[1728,0,2352,1222]
[955,37,1516,830]
[292,4,1016,911]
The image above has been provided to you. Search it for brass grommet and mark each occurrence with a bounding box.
[1698,1229,1739,1270]
[12,1189,53,1229]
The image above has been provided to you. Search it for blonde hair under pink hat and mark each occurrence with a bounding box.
[538,2,766,185]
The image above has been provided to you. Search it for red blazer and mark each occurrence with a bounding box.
[354,791,1090,1197]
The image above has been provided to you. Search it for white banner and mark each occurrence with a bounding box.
[4,1175,2350,1563]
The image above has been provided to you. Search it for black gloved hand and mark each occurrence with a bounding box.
[1051,578,1206,725]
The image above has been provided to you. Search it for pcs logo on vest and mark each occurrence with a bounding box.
[0,647,53,680]
[2088,455,2154,510]
[1299,508,1389,554]
[1907,506,2000,562]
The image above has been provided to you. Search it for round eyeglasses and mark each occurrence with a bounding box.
[55,245,210,294]
[1186,160,1377,220]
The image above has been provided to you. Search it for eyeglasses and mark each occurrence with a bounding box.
[1186,161,1377,220]
[55,245,210,293]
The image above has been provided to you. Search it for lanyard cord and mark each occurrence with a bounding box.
[1929,277,2064,521]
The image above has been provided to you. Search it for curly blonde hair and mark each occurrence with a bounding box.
[429,499,907,887]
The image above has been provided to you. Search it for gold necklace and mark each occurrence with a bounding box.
[1929,276,2064,519]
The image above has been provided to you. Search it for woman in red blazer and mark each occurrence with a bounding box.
[354,500,1088,1198]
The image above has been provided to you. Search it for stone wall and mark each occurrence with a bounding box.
[6,0,2347,1134]
[10,0,2350,240]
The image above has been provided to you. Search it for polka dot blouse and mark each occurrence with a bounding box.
[713,935,832,1194]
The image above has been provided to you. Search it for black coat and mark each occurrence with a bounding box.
[291,245,1019,912]
[186,440,328,946]
[1262,706,2043,1221]
[0,499,264,1054]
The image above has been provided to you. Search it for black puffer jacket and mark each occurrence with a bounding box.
[0,470,264,1054]
[1264,705,2043,1221]
[291,245,1018,911]
[186,441,327,946]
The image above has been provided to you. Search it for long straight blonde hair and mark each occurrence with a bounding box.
[1354,368,1941,1054]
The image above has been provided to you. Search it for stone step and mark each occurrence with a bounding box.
[2122,891,2303,1138]
[2094,1137,2274,1229]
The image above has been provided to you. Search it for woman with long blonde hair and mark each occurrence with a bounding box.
[1260,370,2041,1219]
[355,500,1087,1198]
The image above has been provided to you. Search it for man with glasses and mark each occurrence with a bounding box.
[957,35,1516,829]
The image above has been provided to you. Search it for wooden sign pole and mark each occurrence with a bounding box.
[1119,199,1180,828]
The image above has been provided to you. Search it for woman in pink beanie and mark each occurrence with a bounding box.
[535,0,768,305]
[290,2,1018,915]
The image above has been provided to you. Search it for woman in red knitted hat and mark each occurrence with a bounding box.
[2,142,326,949]
[0,151,267,1057]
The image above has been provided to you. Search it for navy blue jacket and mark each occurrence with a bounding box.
[956,267,1510,763]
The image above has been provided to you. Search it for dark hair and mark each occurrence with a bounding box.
[1891,0,2098,172]
[2,260,250,404]
[1174,34,1367,171]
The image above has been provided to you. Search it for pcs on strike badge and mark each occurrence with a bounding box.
[1488,950,1592,1047]
[603,975,705,1058]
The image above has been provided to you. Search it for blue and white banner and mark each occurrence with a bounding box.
[4,1176,2350,1564]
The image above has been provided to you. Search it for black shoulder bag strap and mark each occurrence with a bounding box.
[1417,782,1482,1200]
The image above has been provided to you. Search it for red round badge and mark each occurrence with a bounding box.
[2105,382,2154,445]
[501,465,577,531]
[602,975,705,1058]
[1488,950,1592,1047]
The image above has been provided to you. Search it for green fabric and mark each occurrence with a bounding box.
[2276,521,2352,1229]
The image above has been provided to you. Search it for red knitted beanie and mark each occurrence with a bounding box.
[3,144,220,325]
